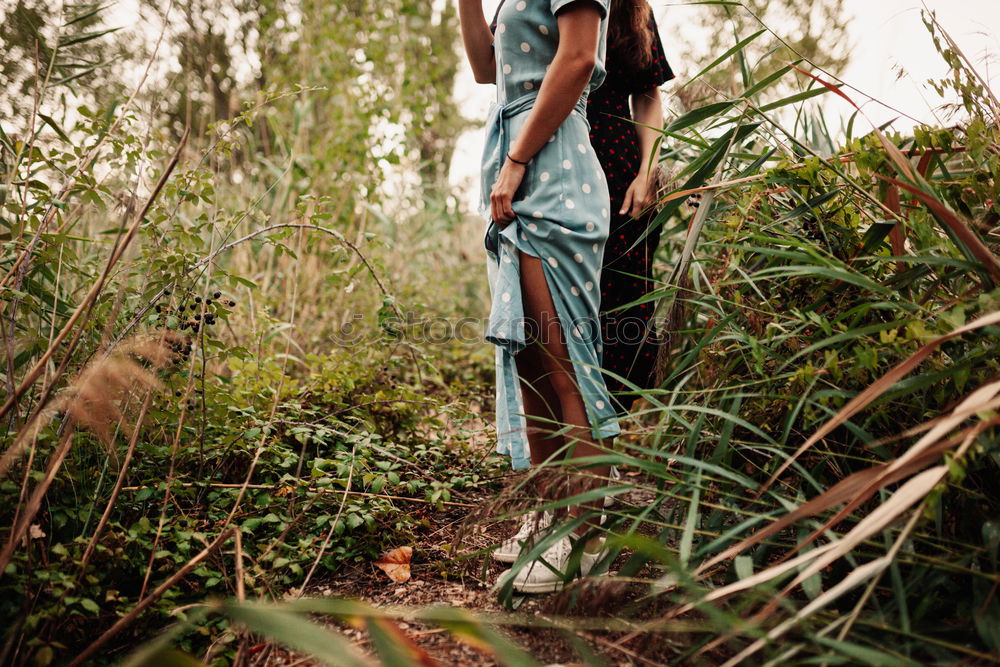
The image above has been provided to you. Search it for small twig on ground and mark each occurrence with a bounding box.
[297,443,357,597]
[118,482,476,508]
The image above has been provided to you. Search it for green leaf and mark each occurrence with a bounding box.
[685,29,767,88]
[734,556,753,579]
[664,101,736,133]
[812,636,921,666]
[679,470,702,567]
[58,27,121,47]
[221,601,369,667]
[38,114,71,143]
[65,4,114,26]
[742,61,801,98]
[759,84,835,112]
[53,65,102,87]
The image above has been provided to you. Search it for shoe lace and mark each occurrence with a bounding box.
[511,511,550,541]
[539,536,573,569]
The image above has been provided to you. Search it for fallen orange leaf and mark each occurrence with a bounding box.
[369,617,440,666]
[374,546,412,583]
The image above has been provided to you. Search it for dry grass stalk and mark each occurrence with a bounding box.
[77,389,156,573]
[0,334,176,574]
[51,337,171,447]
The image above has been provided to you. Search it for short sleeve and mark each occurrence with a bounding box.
[630,15,675,93]
[550,0,608,19]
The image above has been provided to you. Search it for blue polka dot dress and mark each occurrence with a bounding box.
[479,0,620,470]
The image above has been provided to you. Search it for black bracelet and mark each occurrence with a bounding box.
[506,152,530,166]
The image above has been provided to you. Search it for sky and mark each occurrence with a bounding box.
[448,0,1000,210]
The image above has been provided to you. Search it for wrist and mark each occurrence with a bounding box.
[506,151,530,166]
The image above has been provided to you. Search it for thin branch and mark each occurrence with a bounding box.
[118,482,476,509]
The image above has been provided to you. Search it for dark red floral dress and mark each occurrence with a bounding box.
[587,16,674,405]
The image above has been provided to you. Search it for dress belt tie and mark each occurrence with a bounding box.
[482,90,589,254]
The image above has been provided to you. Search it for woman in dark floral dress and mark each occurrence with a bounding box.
[587,0,674,407]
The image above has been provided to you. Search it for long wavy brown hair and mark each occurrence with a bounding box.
[608,0,653,71]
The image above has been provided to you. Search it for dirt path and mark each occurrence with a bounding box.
[254,402,665,666]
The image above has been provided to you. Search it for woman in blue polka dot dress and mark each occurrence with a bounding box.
[459,0,618,592]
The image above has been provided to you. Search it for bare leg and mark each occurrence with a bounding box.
[515,251,609,534]
[515,342,563,466]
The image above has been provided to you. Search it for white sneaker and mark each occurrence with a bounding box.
[492,511,552,563]
[508,536,606,594]
[605,466,621,508]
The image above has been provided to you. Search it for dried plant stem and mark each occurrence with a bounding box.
[68,527,237,667]
[138,349,198,600]
[10,424,41,551]
[120,482,477,508]
[0,427,74,574]
[835,418,994,642]
[653,141,727,384]
[235,529,247,601]
[42,244,67,394]
[2,334,169,575]
[297,443,357,597]
[232,528,250,667]
[77,388,156,571]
